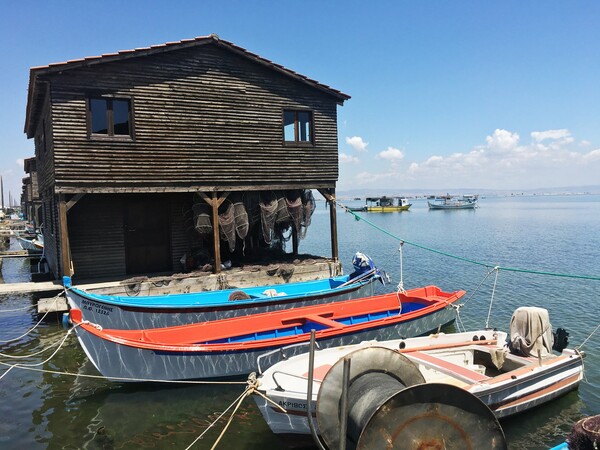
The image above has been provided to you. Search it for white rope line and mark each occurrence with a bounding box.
[455,305,466,333]
[184,386,251,450]
[485,267,500,329]
[0,329,69,359]
[577,323,600,350]
[396,241,406,295]
[461,266,498,306]
[0,359,248,385]
[0,295,61,343]
[0,323,80,380]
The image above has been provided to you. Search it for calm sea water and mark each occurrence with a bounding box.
[1,195,599,449]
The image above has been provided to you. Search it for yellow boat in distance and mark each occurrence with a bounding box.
[355,196,412,212]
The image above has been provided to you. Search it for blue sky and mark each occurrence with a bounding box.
[1,1,599,201]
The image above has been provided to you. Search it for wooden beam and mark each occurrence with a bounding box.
[58,194,73,277]
[66,193,85,212]
[317,188,338,262]
[292,226,299,256]
[211,192,221,273]
[199,192,229,274]
[56,183,336,195]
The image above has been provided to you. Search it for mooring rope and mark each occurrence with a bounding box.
[0,328,68,359]
[0,295,61,344]
[184,374,264,450]
[0,321,79,381]
[485,267,500,329]
[577,323,600,351]
[336,200,600,281]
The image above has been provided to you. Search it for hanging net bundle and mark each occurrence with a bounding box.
[300,190,316,239]
[275,197,291,223]
[260,194,278,244]
[192,202,213,236]
[286,193,303,235]
[233,202,249,240]
[218,202,236,252]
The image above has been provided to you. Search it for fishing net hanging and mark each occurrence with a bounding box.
[275,197,291,223]
[300,190,316,239]
[260,194,278,244]
[233,202,249,240]
[192,202,212,236]
[219,201,236,252]
[286,193,303,234]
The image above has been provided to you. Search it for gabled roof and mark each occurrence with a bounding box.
[25,34,350,137]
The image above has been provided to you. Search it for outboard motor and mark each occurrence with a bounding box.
[509,306,555,357]
[552,327,569,352]
[350,252,385,283]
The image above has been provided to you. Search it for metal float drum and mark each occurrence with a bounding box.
[316,346,506,450]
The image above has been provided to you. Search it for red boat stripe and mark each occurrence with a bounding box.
[408,351,489,382]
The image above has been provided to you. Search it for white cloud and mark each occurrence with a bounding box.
[339,152,359,164]
[16,158,24,167]
[377,147,405,162]
[485,129,520,151]
[355,170,398,185]
[346,136,368,152]
[338,128,600,191]
[583,148,600,162]
[531,129,571,142]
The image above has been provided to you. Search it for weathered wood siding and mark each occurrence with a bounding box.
[68,194,126,280]
[67,193,194,280]
[44,44,340,193]
[42,195,60,277]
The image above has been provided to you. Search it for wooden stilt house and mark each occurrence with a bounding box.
[24,34,349,280]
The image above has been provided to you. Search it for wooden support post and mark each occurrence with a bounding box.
[58,194,73,277]
[317,188,339,263]
[200,192,229,274]
[210,192,221,273]
[292,226,299,256]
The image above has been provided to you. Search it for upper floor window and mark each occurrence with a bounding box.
[89,97,132,138]
[284,110,313,144]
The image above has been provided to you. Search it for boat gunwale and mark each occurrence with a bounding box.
[64,274,374,309]
[70,288,464,353]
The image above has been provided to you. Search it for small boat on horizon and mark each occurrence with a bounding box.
[69,285,465,381]
[349,196,412,212]
[428,194,478,210]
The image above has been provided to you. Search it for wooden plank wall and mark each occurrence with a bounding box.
[68,194,126,280]
[67,193,194,280]
[169,194,193,273]
[43,44,340,193]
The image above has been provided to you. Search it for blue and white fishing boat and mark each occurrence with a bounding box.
[428,194,478,210]
[68,285,464,381]
[64,253,382,329]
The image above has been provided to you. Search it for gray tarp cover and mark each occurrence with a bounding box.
[509,306,554,357]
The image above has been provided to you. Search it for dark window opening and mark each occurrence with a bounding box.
[284,110,313,144]
[89,97,131,137]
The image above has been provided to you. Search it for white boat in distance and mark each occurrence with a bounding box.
[254,307,584,439]
[428,194,478,210]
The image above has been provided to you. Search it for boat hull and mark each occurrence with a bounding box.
[365,205,411,212]
[65,275,377,329]
[254,332,584,436]
[428,201,477,210]
[71,295,458,381]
